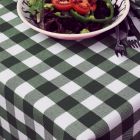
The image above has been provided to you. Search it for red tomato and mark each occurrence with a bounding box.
[88,0,97,11]
[52,0,72,11]
[71,0,90,15]
[90,3,96,11]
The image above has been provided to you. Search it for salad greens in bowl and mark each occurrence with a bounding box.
[17,0,130,40]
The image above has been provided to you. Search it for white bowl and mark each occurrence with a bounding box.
[17,0,130,40]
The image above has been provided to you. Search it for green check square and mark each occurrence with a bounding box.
[48,89,68,102]
[0,7,9,16]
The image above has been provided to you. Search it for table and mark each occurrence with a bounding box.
[0,0,140,140]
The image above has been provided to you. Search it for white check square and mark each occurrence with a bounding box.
[6,44,24,55]
[1,12,17,21]
[14,107,25,124]
[129,65,140,78]
[128,94,140,112]
[40,68,61,81]
[77,129,96,140]
[81,95,103,110]
[1,118,10,133]
[34,96,55,113]
[0,69,16,84]
[0,95,6,110]
[15,23,30,32]
[106,80,127,93]
[0,4,3,8]
[133,120,140,136]
[0,33,8,43]
[60,81,81,95]
[47,43,66,54]
[34,121,45,139]
[15,82,34,98]
[55,112,76,129]
[103,110,121,130]
[23,56,41,68]
[109,55,128,65]
[31,33,48,43]
[18,131,28,140]
[85,67,105,79]
[53,137,57,140]
[89,42,107,53]
[65,55,84,66]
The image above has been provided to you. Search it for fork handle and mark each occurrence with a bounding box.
[127,13,140,40]
[115,26,121,43]
[124,18,129,35]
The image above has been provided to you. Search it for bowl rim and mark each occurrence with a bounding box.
[17,0,130,38]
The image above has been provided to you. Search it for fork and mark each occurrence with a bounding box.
[127,13,140,48]
[115,25,127,56]
[120,17,140,49]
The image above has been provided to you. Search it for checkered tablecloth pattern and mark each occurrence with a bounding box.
[0,0,140,140]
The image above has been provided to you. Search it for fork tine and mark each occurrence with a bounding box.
[135,40,140,48]
[132,40,138,48]
[115,50,119,57]
[121,49,125,56]
[131,40,136,48]
[115,49,120,57]
[127,40,132,48]
[137,40,140,47]
[129,40,136,48]
[134,40,140,48]
[115,48,126,57]
[120,51,123,56]
[134,40,139,48]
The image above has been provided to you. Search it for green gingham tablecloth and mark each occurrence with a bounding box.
[0,0,140,140]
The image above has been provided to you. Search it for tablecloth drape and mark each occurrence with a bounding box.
[0,0,140,140]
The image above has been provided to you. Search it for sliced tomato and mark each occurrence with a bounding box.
[52,0,72,11]
[90,3,96,11]
[71,0,90,15]
[88,0,97,11]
